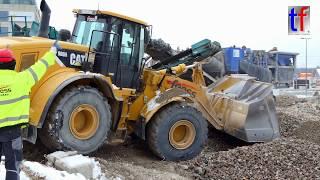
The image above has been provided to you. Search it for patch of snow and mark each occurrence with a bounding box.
[1,161,85,180]
[55,154,94,179]
[0,160,30,180]
[146,96,161,112]
[84,71,103,77]
[296,95,313,98]
[20,171,30,180]
[47,151,107,179]
[46,151,78,165]
[57,154,92,169]
[23,161,86,180]
[1,152,109,180]
[92,158,103,179]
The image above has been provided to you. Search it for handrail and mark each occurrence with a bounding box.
[0,16,28,36]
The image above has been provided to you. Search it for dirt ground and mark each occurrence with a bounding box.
[91,129,248,180]
[23,95,320,179]
[23,127,247,179]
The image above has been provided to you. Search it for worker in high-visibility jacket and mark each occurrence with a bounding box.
[0,42,60,180]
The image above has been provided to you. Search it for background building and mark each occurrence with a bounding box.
[0,0,40,36]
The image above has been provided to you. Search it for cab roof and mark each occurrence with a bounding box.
[73,9,149,26]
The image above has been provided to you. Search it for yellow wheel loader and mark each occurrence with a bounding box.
[0,0,279,160]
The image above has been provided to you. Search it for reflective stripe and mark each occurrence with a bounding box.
[0,115,28,123]
[0,95,29,105]
[27,68,38,82]
[6,170,19,174]
[40,59,49,69]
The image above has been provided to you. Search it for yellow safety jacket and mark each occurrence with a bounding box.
[0,51,56,128]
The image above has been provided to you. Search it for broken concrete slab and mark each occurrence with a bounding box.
[46,151,103,179]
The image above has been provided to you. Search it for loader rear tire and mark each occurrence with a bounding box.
[39,86,111,154]
[147,103,208,161]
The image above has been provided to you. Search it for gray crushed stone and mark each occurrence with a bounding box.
[183,95,320,179]
[185,138,320,180]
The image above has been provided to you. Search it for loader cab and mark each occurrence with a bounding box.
[71,9,150,89]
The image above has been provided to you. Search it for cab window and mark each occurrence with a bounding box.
[72,15,106,46]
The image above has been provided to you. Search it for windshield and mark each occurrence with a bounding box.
[72,15,106,46]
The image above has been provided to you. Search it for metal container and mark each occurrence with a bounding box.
[223,47,244,73]
[268,51,298,87]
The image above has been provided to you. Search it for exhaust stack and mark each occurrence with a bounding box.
[38,0,51,38]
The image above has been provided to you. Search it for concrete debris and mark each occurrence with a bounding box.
[46,151,78,165]
[46,151,106,179]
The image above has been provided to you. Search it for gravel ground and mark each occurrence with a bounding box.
[295,121,320,145]
[275,95,303,107]
[276,95,320,140]
[277,111,300,137]
[184,138,320,180]
[276,95,319,119]
[23,95,320,179]
[182,95,320,179]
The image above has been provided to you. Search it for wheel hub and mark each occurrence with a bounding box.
[69,104,99,140]
[169,120,196,150]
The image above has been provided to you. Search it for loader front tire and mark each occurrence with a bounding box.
[147,103,208,161]
[39,86,111,154]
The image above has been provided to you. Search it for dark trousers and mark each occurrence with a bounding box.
[0,126,23,180]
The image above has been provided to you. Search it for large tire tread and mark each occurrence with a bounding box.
[39,85,111,154]
[147,103,208,161]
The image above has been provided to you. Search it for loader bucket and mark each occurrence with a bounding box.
[206,75,280,142]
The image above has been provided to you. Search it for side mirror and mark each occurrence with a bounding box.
[58,29,71,41]
[48,26,58,39]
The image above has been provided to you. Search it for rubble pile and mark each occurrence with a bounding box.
[184,138,320,180]
[276,96,320,138]
[182,96,320,179]
[277,96,319,119]
[277,111,300,137]
[275,95,306,107]
[294,120,320,145]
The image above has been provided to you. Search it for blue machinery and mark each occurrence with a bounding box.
[223,47,298,87]
[151,40,298,88]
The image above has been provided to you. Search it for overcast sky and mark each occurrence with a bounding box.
[37,0,319,68]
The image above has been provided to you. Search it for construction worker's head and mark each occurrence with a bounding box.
[0,49,16,70]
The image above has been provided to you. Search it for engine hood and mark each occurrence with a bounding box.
[0,36,88,52]
[0,36,54,50]
[0,36,89,71]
